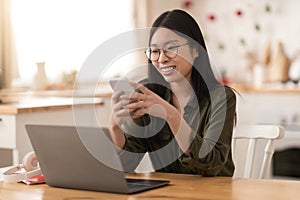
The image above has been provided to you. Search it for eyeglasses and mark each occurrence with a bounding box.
[145,43,190,61]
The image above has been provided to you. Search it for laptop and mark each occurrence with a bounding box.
[25,124,170,194]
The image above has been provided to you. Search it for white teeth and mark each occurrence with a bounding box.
[161,66,175,72]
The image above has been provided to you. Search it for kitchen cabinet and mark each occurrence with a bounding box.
[0,96,104,166]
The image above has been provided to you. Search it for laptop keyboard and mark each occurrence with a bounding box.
[126,179,158,190]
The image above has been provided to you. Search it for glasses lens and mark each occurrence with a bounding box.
[165,46,178,59]
[146,48,160,61]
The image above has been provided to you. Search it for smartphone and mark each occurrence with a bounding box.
[109,77,134,93]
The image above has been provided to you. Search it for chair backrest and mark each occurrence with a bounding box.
[232,124,284,179]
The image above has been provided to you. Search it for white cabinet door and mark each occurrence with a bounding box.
[0,115,16,149]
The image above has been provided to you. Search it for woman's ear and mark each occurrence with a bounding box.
[192,47,199,59]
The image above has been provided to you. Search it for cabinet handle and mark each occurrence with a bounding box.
[0,118,2,122]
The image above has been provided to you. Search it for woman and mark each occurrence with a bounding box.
[109,9,236,176]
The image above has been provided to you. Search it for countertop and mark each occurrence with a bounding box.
[2,83,300,115]
[0,83,113,98]
[230,83,300,93]
[0,84,112,114]
[0,96,103,115]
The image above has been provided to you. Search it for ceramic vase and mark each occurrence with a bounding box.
[33,62,48,90]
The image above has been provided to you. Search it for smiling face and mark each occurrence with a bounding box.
[150,28,198,84]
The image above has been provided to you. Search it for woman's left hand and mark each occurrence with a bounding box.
[122,82,174,120]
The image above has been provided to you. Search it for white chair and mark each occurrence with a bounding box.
[232,124,284,179]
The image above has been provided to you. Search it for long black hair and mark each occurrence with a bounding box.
[147,9,221,104]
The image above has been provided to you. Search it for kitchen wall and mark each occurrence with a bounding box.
[144,0,300,84]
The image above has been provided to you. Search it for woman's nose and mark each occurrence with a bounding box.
[157,50,169,63]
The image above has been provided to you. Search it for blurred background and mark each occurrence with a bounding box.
[1,0,300,89]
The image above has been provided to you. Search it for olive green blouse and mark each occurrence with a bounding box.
[119,84,236,176]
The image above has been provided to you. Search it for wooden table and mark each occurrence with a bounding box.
[0,172,299,200]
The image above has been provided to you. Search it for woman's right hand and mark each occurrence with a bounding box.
[109,90,133,148]
[110,90,138,127]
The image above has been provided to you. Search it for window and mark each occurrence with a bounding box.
[11,0,134,83]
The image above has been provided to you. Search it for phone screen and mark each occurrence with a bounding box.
[109,77,134,93]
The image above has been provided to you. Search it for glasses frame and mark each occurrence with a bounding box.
[145,42,190,62]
